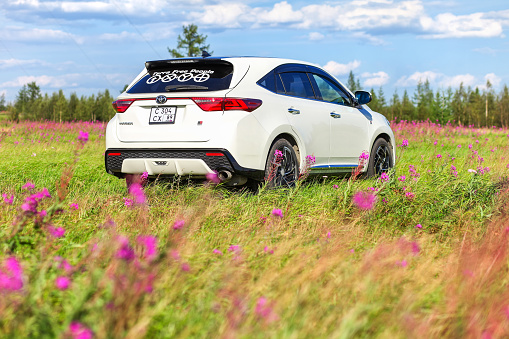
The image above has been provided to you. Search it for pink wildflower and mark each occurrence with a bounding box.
[77,131,89,143]
[213,249,223,255]
[48,225,65,238]
[398,175,406,182]
[137,235,158,261]
[305,155,316,164]
[173,219,185,230]
[333,184,339,189]
[405,192,415,200]
[228,245,241,253]
[0,257,24,291]
[68,321,93,339]
[411,242,420,254]
[380,172,389,183]
[352,191,377,210]
[22,181,35,190]
[70,203,79,210]
[128,182,146,204]
[415,224,422,229]
[55,276,71,290]
[123,198,133,207]
[170,250,180,261]
[140,171,148,182]
[436,154,442,158]
[264,246,274,254]
[271,208,283,218]
[397,260,408,267]
[468,144,473,149]
[181,263,190,272]
[255,297,279,323]
[115,236,135,262]
[401,139,409,147]
[2,193,14,204]
[206,172,221,184]
[359,152,369,160]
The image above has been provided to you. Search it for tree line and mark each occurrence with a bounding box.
[347,72,509,127]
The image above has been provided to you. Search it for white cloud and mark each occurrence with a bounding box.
[362,71,390,87]
[308,32,325,41]
[396,71,501,90]
[3,27,77,43]
[0,58,48,69]
[190,3,250,28]
[396,71,442,87]
[322,60,361,76]
[419,12,504,38]
[0,75,70,88]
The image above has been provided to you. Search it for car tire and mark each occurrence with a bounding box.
[366,138,393,177]
[264,138,300,188]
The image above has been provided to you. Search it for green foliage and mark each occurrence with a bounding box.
[168,24,211,58]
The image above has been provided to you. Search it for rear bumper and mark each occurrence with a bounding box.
[105,148,265,181]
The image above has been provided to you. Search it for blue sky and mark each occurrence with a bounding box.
[1,0,509,103]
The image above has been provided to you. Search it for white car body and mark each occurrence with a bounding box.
[105,56,395,186]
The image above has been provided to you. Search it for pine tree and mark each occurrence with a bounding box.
[168,24,211,58]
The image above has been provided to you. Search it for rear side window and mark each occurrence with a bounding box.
[279,72,315,99]
[127,60,233,94]
[257,71,285,94]
[310,74,352,106]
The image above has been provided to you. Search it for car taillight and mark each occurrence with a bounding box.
[191,98,262,112]
[112,99,135,113]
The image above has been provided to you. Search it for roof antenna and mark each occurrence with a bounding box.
[201,50,211,58]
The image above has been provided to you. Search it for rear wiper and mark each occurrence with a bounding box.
[165,85,208,92]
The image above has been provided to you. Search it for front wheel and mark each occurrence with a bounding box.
[366,138,393,177]
[264,139,299,188]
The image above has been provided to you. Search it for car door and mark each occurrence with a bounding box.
[309,73,370,167]
[277,71,331,168]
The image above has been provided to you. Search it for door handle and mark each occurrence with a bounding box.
[330,112,341,118]
[288,108,300,115]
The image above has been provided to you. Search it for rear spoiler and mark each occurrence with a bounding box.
[145,59,232,76]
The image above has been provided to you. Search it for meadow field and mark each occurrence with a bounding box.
[1,119,509,338]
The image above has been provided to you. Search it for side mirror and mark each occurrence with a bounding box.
[355,91,372,106]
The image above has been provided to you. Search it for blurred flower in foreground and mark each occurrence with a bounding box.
[255,297,279,324]
[123,198,133,207]
[352,191,377,210]
[47,225,66,238]
[2,193,14,204]
[380,172,389,183]
[415,224,422,229]
[70,203,79,210]
[22,182,35,190]
[115,236,135,262]
[401,139,409,147]
[271,208,283,218]
[128,183,146,204]
[137,235,158,261]
[0,257,23,292]
[173,219,185,230]
[55,276,71,290]
[213,249,223,256]
[205,172,221,184]
[68,321,93,339]
[77,131,89,144]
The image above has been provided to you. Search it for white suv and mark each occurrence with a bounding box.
[105,56,395,187]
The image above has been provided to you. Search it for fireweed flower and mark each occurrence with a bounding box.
[0,256,24,291]
[55,276,71,290]
[271,208,284,218]
[380,172,389,183]
[140,171,149,181]
[205,171,221,184]
[305,154,316,164]
[352,191,377,211]
[264,246,274,254]
[47,225,65,238]
[181,263,190,272]
[213,249,223,255]
[77,131,89,143]
[22,181,35,190]
[173,219,185,230]
[401,139,409,147]
[228,245,241,253]
[68,321,93,339]
[405,192,415,199]
[359,152,369,161]
[398,175,406,182]
[415,224,422,229]
[137,235,158,261]
[115,236,135,262]
[128,183,146,204]
[255,297,279,323]
[70,203,79,210]
[2,193,14,204]
[333,184,339,189]
[411,242,420,255]
[436,154,442,158]
[123,198,133,207]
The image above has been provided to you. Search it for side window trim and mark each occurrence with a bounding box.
[310,73,353,106]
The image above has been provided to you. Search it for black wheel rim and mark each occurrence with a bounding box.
[273,146,298,187]
[373,144,391,175]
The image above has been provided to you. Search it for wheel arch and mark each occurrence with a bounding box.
[267,132,302,166]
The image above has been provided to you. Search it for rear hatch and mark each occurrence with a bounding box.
[115,58,248,143]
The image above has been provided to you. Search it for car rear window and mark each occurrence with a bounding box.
[127,59,234,94]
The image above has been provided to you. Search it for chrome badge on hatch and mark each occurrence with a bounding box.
[156,95,167,104]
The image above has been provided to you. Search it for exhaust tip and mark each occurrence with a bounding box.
[217,170,233,182]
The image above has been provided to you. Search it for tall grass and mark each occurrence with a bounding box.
[0,119,508,338]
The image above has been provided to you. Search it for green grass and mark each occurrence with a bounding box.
[0,120,508,338]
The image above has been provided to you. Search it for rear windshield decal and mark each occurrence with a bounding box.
[147,69,214,84]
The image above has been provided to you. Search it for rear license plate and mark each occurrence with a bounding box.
[149,106,176,124]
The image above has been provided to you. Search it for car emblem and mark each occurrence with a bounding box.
[156,95,167,104]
